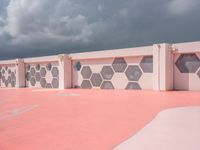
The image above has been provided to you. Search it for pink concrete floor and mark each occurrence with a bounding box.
[0,88,200,150]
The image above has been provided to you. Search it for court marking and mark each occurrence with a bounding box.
[0,104,40,120]
[55,93,80,97]
[32,89,62,92]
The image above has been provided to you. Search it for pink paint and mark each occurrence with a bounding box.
[0,89,200,150]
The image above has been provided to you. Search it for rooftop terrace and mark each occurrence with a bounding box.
[0,88,200,150]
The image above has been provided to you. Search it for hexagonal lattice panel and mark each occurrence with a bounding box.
[197,70,200,78]
[81,66,92,79]
[40,78,46,88]
[5,80,8,87]
[8,76,11,83]
[46,83,52,88]
[139,56,153,73]
[11,80,16,87]
[25,63,59,88]
[81,80,92,89]
[51,67,59,77]
[36,64,40,71]
[175,54,200,73]
[26,64,31,71]
[8,69,11,74]
[30,77,36,86]
[46,63,52,71]
[2,69,5,74]
[26,72,31,81]
[100,66,114,80]
[35,72,41,82]
[90,73,103,87]
[40,67,47,77]
[52,78,59,88]
[125,82,141,90]
[112,58,127,72]
[100,81,114,89]
[11,72,16,81]
[74,61,82,71]
[2,75,5,82]
[125,65,142,81]
[30,67,36,76]
[0,66,16,87]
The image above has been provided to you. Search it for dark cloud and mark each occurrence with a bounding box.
[0,0,200,60]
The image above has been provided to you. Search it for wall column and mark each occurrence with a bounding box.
[153,43,174,91]
[15,59,25,88]
[153,44,160,91]
[58,54,72,89]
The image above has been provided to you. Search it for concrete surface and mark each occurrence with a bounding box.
[114,107,200,150]
[0,89,200,150]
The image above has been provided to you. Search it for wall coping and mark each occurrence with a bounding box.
[69,46,153,60]
[172,41,200,53]
[23,55,59,63]
[0,59,17,65]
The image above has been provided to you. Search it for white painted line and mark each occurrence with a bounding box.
[32,89,62,92]
[0,104,40,120]
[56,93,80,97]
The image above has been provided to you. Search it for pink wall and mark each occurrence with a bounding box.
[172,41,200,91]
[174,52,200,91]
[72,56,153,90]
[0,64,17,88]
[25,62,59,88]
[0,41,200,91]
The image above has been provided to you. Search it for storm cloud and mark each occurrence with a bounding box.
[0,0,200,60]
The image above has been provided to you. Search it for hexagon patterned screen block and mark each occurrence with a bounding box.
[72,56,153,90]
[174,53,200,90]
[0,65,16,88]
[25,62,59,88]
[175,53,200,73]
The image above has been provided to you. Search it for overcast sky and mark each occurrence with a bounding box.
[0,0,200,60]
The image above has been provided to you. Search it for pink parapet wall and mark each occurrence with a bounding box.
[0,41,200,91]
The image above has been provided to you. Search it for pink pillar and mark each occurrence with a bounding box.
[15,59,25,88]
[153,44,160,91]
[58,54,72,89]
[153,44,174,91]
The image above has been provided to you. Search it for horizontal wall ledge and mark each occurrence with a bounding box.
[69,46,153,60]
[0,59,17,65]
[23,55,59,63]
[172,41,200,54]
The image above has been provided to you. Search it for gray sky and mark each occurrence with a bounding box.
[0,0,200,60]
